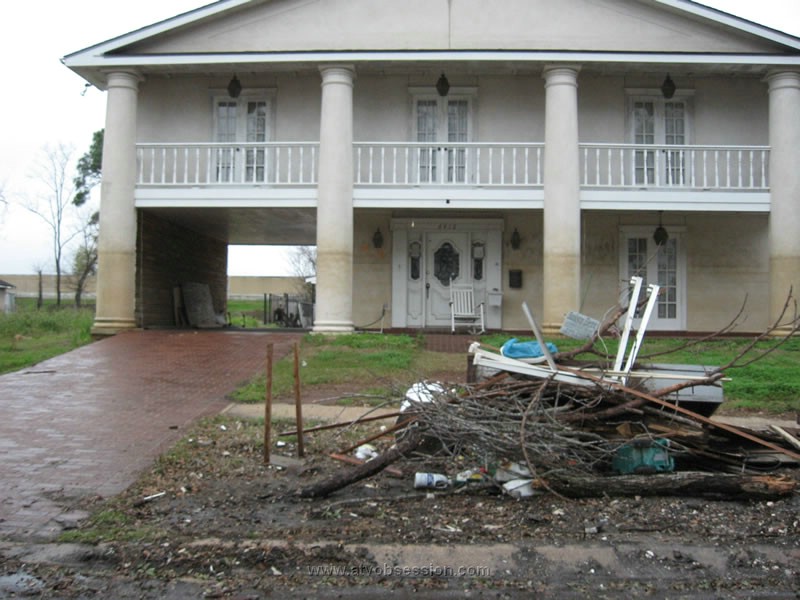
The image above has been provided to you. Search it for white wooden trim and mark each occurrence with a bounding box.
[65,51,800,72]
[390,218,504,231]
[63,0,800,70]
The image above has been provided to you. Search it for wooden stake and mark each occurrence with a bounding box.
[264,342,273,464]
[293,341,305,458]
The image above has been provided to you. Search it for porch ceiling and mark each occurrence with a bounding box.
[140,206,317,246]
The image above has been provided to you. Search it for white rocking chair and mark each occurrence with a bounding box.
[449,281,485,334]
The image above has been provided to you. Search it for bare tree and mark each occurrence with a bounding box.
[288,245,317,301]
[22,144,80,307]
[68,209,99,308]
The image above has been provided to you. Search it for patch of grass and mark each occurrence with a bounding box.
[59,509,156,544]
[230,333,425,403]
[0,304,94,374]
[226,299,274,328]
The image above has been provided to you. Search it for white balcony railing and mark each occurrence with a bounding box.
[353,142,544,186]
[136,142,319,186]
[135,142,769,192]
[580,144,769,190]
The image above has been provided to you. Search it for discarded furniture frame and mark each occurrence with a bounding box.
[450,280,485,334]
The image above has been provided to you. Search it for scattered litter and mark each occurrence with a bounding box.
[503,479,536,498]
[494,462,532,483]
[143,492,166,501]
[401,381,445,412]
[414,472,451,490]
[354,444,379,461]
[454,468,486,484]
[500,338,558,359]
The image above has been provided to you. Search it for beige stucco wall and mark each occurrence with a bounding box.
[349,210,770,333]
[578,211,770,333]
[132,0,780,55]
[352,210,394,329]
[136,72,768,149]
[228,276,306,298]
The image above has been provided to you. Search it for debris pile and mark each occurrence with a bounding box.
[298,282,800,501]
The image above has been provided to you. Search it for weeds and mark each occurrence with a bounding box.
[0,303,94,374]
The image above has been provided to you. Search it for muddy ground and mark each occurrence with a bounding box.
[1,377,799,599]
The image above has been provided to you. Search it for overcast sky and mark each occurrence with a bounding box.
[0,0,798,277]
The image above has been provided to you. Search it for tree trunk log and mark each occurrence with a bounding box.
[546,472,796,500]
[298,434,421,499]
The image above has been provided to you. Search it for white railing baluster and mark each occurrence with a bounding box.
[537,147,542,185]
[132,141,767,195]
[738,150,743,188]
[523,147,528,185]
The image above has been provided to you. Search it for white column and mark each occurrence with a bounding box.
[767,71,800,332]
[93,71,141,336]
[313,65,355,333]
[542,66,581,332]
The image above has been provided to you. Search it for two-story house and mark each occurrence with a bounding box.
[63,0,800,336]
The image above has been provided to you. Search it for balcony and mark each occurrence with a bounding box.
[135,141,770,210]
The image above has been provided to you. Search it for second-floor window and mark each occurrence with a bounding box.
[214,95,272,183]
[414,96,472,184]
[629,94,692,186]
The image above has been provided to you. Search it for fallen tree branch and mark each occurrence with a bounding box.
[546,472,797,500]
[298,433,422,499]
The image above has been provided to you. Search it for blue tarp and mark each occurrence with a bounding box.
[500,338,558,359]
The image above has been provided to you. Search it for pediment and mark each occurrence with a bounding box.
[114,0,796,56]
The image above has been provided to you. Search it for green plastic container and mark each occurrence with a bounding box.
[612,438,674,475]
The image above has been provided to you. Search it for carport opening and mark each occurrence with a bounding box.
[226,245,315,329]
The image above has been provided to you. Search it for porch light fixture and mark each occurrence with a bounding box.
[436,72,450,97]
[227,74,242,98]
[653,212,669,246]
[510,228,521,250]
[372,227,384,249]
[660,73,676,99]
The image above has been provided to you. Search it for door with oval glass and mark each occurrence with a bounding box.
[425,231,486,327]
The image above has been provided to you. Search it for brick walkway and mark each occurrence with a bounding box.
[423,333,478,353]
[0,329,301,542]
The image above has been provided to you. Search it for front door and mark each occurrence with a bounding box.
[424,231,489,328]
[392,218,502,330]
[621,228,686,330]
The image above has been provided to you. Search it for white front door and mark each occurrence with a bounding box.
[425,232,470,327]
[620,228,686,330]
[392,218,502,330]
